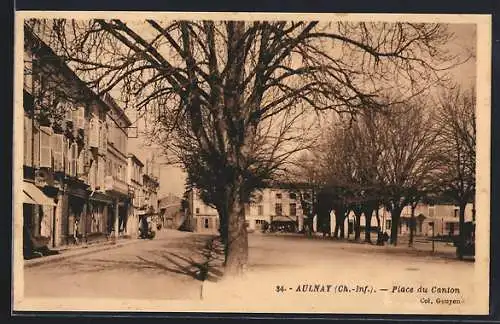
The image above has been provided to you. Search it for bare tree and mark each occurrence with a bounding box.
[377,101,440,245]
[26,18,461,274]
[434,86,476,259]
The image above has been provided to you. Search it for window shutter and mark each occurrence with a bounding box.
[98,157,105,188]
[89,117,99,148]
[24,115,33,166]
[77,105,85,129]
[51,133,64,172]
[71,143,78,176]
[32,126,40,168]
[87,161,95,189]
[39,126,52,168]
[72,105,85,129]
[77,150,85,176]
[102,124,108,153]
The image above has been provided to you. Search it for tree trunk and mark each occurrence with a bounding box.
[375,208,381,230]
[390,207,403,246]
[457,202,466,260]
[364,208,374,243]
[333,206,346,239]
[409,205,416,247]
[225,197,248,276]
[339,218,345,239]
[354,210,362,241]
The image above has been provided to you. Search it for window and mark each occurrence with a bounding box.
[51,133,64,172]
[290,203,297,216]
[24,51,33,92]
[276,193,282,199]
[258,205,263,216]
[39,126,52,168]
[275,203,282,216]
[204,218,209,229]
[428,206,435,218]
[196,208,200,214]
[386,220,392,230]
[289,192,297,200]
[106,160,112,176]
[255,194,263,203]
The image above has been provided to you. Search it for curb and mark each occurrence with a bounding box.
[24,239,142,268]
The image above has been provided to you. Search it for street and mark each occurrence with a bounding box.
[25,230,476,304]
[24,230,219,300]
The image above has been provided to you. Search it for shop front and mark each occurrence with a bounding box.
[22,180,57,258]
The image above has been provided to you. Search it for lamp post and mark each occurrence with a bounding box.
[429,221,435,253]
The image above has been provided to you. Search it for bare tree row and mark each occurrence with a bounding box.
[305,86,475,258]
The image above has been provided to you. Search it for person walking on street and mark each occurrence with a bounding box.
[73,218,80,245]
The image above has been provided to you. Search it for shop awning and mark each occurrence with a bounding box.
[89,192,114,204]
[271,216,296,222]
[23,181,56,206]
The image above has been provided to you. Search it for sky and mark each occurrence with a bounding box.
[123,22,477,199]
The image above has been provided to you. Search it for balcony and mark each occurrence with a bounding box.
[104,176,129,196]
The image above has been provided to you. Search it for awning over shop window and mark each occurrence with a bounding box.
[23,181,56,206]
[89,192,114,204]
[23,192,37,205]
[271,216,296,222]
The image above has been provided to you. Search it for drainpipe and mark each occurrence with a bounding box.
[114,197,119,239]
[52,197,57,248]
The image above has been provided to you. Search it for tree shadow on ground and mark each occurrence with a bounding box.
[139,236,225,282]
[57,236,226,281]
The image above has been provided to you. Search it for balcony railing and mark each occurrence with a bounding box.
[104,175,129,196]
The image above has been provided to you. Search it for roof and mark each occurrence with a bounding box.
[128,153,144,167]
[101,93,133,127]
[159,194,181,208]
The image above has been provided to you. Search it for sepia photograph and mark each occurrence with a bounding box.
[12,12,491,314]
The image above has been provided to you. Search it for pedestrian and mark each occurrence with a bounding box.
[73,218,80,245]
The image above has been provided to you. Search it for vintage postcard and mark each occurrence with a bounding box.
[12,11,491,315]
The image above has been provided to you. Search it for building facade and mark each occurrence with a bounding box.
[329,202,475,238]
[23,26,113,250]
[22,26,142,257]
[102,93,132,237]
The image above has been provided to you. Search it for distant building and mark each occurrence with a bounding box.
[158,194,183,229]
[127,154,144,237]
[184,185,312,234]
[331,202,474,238]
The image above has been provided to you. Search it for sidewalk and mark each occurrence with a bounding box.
[24,236,143,268]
